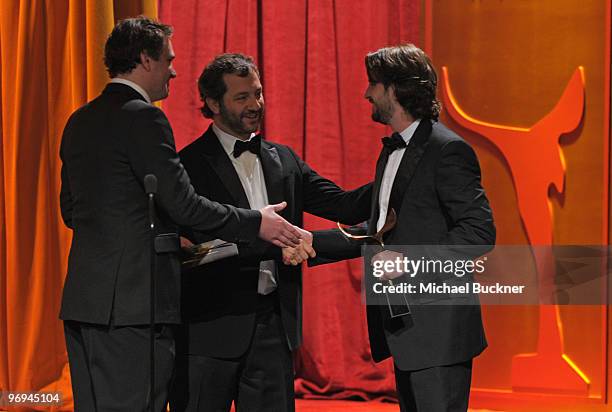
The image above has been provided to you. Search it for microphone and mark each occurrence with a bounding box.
[145,175,157,231]
[144,174,157,412]
[144,174,157,195]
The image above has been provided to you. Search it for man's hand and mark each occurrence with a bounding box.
[372,250,404,281]
[282,229,316,266]
[180,236,194,248]
[294,227,313,244]
[258,202,302,248]
[179,236,195,255]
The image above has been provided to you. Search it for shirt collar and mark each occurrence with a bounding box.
[398,119,421,145]
[110,78,152,104]
[212,123,257,157]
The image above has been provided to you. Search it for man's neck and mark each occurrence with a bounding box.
[114,74,153,101]
[389,109,416,133]
[115,74,142,87]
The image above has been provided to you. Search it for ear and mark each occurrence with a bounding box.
[140,52,152,71]
[386,84,398,102]
[205,97,221,115]
[386,85,404,114]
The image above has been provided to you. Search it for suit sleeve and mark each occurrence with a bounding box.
[286,147,372,224]
[308,227,366,266]
[125,104,261,244]
[435,140,496,249]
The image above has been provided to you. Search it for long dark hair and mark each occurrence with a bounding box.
[365,44,441,121]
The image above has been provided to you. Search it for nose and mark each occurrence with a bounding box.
[249,96,263,110]
[364,86,371,99]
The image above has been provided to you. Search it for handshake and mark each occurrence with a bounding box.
[182,202,366,269]
[282,227,316,266]
[180,201,318,269]
[258,201,316,266]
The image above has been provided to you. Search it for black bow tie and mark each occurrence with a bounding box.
[381,132,406,152]
[233,135,262,158]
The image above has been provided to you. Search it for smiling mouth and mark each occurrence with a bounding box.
[243,113,261,120]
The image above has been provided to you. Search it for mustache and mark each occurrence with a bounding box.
[241,109,263,117]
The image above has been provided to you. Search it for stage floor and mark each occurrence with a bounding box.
[295,400,500,411]
[296,400,398,411]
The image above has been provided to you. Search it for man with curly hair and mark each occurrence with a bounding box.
[171,53,372,412]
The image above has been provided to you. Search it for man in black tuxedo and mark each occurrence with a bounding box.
[171,53,371,412]
[59,18,303,412]
[362,44,495,411]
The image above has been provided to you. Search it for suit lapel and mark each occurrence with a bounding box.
[259,141,284,206]
[387,120,432,215]
[200,126,251,208]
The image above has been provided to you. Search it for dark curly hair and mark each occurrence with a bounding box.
[104,16,173,78]
[197,53,260,119]
[365,44,441,121]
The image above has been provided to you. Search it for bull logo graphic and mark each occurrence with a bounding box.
[441,67,589,394]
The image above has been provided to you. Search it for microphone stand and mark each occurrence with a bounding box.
[144,174,157,412]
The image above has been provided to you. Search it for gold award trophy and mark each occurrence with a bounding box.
[181,239,239,270]
[337,209,411,317]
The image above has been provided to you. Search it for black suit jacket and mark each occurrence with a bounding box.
[59,83,261,326]
[178,125,371,357]
[366,120,496,371]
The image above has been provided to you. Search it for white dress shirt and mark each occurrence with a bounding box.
[213,124,277,295]
[377,119,421,232]
[110,78,151,104]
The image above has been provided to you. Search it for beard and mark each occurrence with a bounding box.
[370,99,393,125]
[219,102,264,136]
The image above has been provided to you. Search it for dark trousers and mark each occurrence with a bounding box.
[171,294,294,412]
[394,360,473,412]
[64,320,175,412]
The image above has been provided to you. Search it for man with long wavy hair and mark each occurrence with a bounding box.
[362,44,495,412]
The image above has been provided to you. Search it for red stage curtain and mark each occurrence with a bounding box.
[159,0,420,400]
